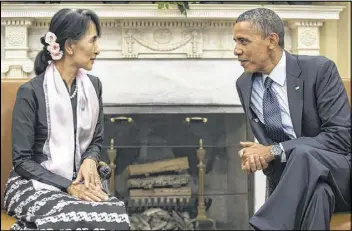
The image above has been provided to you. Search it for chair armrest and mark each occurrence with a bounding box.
[98,161,112,180]
[97,161,113,196]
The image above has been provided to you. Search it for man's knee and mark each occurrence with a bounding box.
[288,145,336,174]
[287,145,330,176]
[287,145,313,161]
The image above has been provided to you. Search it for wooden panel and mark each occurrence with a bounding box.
[1,79,30,210]
[330,213,351,230]
[1,210,16,230]
[342,78,351,104]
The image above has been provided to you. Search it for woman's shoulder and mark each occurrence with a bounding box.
[87,74,102,91]
[14,73,45,105]
[86,74,101,85]
[18,73,45,92]
[86,74,103,98]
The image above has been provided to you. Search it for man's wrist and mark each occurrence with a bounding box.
[265,145,275,162]
[270,144,283,160]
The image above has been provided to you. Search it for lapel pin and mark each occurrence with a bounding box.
[295,86,300,90]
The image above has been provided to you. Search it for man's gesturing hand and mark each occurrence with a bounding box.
[73,158,102,190]
[238,141,274,173]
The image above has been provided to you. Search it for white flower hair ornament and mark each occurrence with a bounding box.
[45,32,63,61]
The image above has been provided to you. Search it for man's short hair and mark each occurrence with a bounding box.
[236,8,285,49]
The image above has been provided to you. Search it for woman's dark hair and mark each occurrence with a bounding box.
[34,8,102,75]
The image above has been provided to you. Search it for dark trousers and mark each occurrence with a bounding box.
[249,145,351,230]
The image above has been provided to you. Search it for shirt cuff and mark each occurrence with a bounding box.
[279,143,287,162]
[81,152,100,165]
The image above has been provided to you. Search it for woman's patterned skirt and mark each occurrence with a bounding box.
[4,170,130,230]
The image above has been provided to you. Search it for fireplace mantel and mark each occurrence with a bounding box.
[1,3,345,108]
[1,3,344,74]
[1,3,344,20]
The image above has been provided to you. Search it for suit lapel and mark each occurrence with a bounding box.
[285,51,303,137]
[240,72,255,120]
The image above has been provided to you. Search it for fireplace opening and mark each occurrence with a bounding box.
[101,111,254,230]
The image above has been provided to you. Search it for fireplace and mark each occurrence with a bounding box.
[79,12,258,229]
[100,108,254,230]
[91,34,256,230]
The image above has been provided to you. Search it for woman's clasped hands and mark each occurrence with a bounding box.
[67,158,109,202]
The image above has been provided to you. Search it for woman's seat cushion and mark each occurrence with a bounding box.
[330,212,351,230]
[1,210,16,230]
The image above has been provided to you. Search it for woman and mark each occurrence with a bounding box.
[4,8,130,230]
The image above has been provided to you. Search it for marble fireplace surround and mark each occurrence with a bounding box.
[0,3,345,219]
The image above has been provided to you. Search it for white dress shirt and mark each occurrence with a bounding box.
[250,51,296,162]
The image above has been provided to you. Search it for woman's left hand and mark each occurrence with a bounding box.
[73,159,102,190]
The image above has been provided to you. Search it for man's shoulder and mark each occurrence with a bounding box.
[291,53,334,70]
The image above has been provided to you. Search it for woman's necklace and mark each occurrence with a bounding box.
[70,85,78,99]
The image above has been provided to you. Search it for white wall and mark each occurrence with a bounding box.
[254,171,267,212]
[88,60,243,105]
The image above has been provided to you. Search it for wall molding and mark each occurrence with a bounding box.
[1,4,344,20]
[1,3,345,76]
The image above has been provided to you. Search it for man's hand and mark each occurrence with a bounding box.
[238,141,274,173]
[241,155,268,174]
[67,183,108,202]
[73,158,102,189]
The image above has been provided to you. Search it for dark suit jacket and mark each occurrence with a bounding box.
[236,51,351,163]
[11,73,104,191]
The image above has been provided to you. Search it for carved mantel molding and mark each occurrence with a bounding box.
[1,4,345,20]
[1,3,345,78]
[1,18,34,78]
[288,20,325,55]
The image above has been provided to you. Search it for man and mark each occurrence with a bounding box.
[234,8,351,230]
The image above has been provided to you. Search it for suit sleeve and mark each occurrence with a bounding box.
[281,59,351,155]
[12,86,72,191]
[80,78,104,164]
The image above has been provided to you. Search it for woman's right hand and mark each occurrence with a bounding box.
[67,183,109,202]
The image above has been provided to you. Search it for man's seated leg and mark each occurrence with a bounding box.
[301,182,334,230]
[249,145,351,230]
